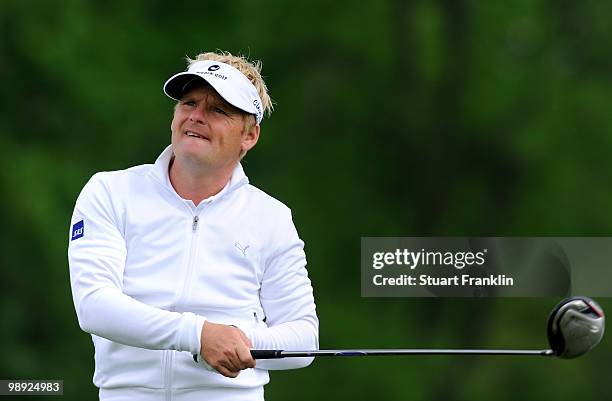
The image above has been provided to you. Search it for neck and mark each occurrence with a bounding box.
[168,156,236,205]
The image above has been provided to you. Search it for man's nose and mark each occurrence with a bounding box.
[189,105,208,124]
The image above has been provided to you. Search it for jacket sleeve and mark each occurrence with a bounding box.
[246,208,319,370]
[68,173,205,355]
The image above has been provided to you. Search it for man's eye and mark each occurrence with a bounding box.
[182,100,196,107]
[214,107,228,115]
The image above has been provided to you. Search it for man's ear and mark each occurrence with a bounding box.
[241,122,260,154]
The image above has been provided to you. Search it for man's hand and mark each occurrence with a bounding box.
[200,321,256,378]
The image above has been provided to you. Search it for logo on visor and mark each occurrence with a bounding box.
[208,65,220,71]
[253,99,262,120]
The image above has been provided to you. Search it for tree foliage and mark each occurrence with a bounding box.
[1,1,610,400]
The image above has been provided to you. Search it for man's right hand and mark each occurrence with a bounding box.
[199,321,256,378]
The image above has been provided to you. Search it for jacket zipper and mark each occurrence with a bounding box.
[179,215,200,307]
[164,215,200,401]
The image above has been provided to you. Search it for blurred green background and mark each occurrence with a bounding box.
[1,0,611,400]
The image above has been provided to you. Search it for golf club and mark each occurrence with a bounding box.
[251,296,605,360]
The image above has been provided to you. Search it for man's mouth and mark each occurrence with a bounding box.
[185,131,209,140]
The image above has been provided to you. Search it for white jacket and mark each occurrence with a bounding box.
[68,145,318,400]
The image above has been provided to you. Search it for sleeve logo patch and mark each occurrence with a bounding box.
[71,220,84,240]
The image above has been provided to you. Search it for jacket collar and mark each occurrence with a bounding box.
[151,145,249,202]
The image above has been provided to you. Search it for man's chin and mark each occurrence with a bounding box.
[173,145,212,166]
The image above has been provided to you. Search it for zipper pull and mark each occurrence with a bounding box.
[192,216,199,232]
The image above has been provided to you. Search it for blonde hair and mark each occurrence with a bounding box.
[186,51,273,120]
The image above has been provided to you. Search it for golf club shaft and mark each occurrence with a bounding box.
[251,349,555,359]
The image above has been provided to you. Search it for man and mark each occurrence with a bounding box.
[68,51,318,401]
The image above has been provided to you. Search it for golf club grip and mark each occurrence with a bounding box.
[250,350,284,359]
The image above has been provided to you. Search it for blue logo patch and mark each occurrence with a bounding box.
[71,220,84,240]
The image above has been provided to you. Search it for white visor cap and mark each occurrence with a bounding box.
[163,60,264,124]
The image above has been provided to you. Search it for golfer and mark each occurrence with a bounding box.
[68,51,319,401]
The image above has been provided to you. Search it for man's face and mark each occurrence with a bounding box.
[170,84,259,171]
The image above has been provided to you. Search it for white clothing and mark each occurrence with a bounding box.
[68,145,318,400]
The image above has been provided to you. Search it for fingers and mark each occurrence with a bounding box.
[219,344,254,372]
[224,337,255,371]
[235,343,256,369]
[216,361,240,378]
[200,321,256,378]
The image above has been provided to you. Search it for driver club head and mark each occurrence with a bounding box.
[547,296,605,359]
